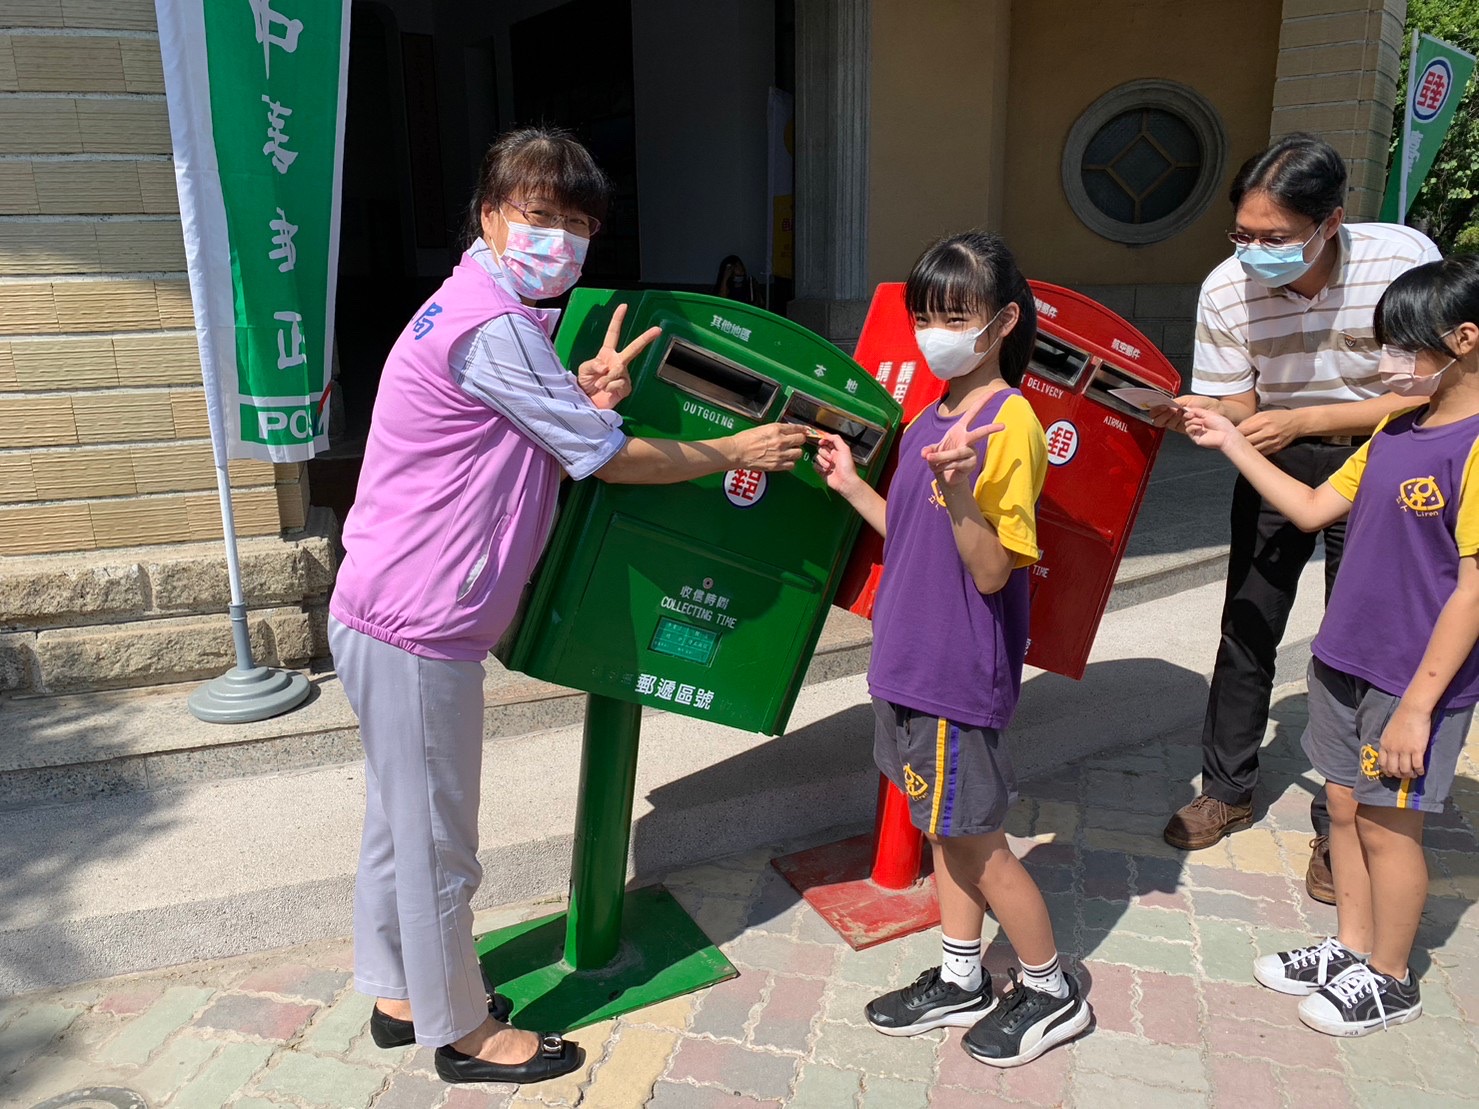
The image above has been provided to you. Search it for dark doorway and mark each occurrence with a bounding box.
[509,0,640,285]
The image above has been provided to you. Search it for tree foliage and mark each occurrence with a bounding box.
[1394,0,1479,251]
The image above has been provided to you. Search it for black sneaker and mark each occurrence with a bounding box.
[1252,936,1363,996]
[865,966,996,1036]
[961,968,1090,1068]
[1298,963,1422,1037]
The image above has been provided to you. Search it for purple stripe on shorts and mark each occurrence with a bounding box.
[941,722,959,835]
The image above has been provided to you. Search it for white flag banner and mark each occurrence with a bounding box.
[155,0,350,463]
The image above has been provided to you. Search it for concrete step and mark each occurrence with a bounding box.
[0,510,338,695]
[0,562,1327,995]
[0,433,1240,805]
[0,606,873,811]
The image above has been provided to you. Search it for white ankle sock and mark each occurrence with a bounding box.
[940,935,983,992]
[1019,953,1069,998]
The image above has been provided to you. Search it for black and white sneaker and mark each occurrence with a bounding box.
[1252,936,1364,996]
[961,968,1091,1068]
[1298,962,1421,1037]
[865,966,996,1036]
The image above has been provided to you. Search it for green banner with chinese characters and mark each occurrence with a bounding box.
[1381,31,1477,224]
[155,0,348,462]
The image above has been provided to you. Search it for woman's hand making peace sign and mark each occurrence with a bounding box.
[577,303,663,410]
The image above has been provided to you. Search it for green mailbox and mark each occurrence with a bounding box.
[479,290,899,1033]
[503,288,900,735]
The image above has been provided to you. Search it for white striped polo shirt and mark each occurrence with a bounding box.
[1193,223,1441,409]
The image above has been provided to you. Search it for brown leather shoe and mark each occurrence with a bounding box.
[1162,795,1254,850]
[1304,835,1335,905]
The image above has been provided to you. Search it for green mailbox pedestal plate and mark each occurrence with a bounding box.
[478,290,899,1031]
[475,697,735,1032]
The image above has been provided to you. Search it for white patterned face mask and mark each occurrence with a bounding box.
[499,218,588,300]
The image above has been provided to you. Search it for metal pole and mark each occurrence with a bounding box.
[185,462,310,723]
[215,460,256,670]
[870,773,926,890]
[564,693,643,970]
[1398,29,1420,224]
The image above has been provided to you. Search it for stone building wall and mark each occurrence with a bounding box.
[0,1,332,696]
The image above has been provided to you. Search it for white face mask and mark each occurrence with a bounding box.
[915,306,1007,381]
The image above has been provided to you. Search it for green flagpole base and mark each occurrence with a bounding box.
[475,885,736,1032]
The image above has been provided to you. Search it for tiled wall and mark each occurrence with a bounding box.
[0,0,309,558]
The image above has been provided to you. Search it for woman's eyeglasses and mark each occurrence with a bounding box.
[505,198,600,238]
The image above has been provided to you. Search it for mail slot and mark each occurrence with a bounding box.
[500,289,901,734]
[835,280,1181,679]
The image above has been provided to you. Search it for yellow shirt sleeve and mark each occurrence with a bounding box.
[1325,410,1410,502]
[973,393,1047,567]
[1455,434,1479,556]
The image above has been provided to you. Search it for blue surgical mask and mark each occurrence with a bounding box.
[1235,222,1325,288]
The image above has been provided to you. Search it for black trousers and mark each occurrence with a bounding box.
[1198,438,1361,837]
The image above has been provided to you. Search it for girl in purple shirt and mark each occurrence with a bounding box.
[816,231,1091,1068]
[1183,255,1479,1037]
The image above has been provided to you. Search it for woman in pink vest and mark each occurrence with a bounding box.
[329,127,805,1086]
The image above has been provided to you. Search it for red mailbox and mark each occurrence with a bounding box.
[836,280,1181,679]
[776,281,1180,949]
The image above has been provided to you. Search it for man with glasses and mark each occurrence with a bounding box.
[1153,134,1440,902]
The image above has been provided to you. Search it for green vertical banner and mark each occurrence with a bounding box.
[1381,31,1477,225]
[155,0,348,463]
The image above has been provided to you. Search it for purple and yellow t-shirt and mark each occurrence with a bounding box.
[868,388,1047,729]
[1313,406,1479,707]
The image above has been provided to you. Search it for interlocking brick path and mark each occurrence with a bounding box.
[2,684,1476,1107]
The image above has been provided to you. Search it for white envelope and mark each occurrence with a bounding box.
[1109,386,1178,411]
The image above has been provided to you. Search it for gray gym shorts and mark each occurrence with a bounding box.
[872,697,1019,837]
[1302,657,1472,814]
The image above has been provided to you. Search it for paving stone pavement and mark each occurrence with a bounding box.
[2,682,1477,1108]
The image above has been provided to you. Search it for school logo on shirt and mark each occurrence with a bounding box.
[1397,475,1445,516]
[903,763,930,799]
[929,478,947,509]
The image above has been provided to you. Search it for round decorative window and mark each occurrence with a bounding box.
[1062,81,1227,245]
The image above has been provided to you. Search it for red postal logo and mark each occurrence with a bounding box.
[1414,58,1454,122]
[723,468,767,507]
[1044,420,1080,466]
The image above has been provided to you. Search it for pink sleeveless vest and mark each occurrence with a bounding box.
[331,253,562,660]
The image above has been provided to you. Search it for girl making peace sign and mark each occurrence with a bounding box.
[815,230,1091,1068]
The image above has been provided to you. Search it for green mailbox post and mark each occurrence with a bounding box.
[478,289,899,1031]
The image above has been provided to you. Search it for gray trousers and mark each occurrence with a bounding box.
[329,616,488,1046]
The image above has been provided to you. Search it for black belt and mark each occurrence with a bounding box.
[1290,435,1369,448]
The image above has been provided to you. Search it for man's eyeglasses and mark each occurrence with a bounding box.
[505,198,600,238]
[1226,221,1322,250]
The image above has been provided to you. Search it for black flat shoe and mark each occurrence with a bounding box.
[369,993,515,1049]
[435,1033,582,1084]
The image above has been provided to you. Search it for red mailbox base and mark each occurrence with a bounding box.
[771,775,942,950]
[771,833,941,949]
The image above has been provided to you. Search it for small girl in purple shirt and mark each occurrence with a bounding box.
[816,231,1091,1068]
[1183,255,1479,1036]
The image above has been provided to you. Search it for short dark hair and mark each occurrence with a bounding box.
[464,126,612,246]
[1375,255,1479,358]
[1228,133,1347,223]
[903,230,1038,387]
